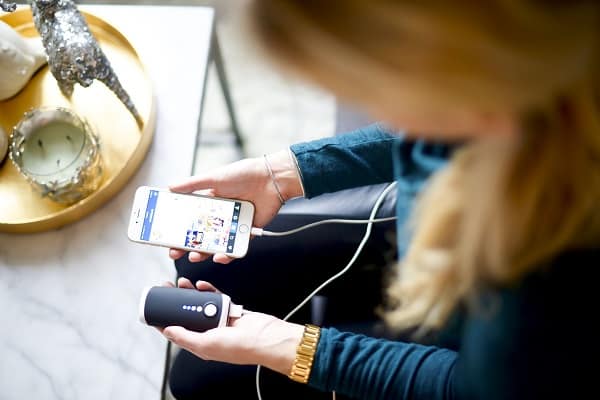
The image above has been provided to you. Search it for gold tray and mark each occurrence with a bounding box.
[0,9,156,233]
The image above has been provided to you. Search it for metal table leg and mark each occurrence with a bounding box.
[211,32,244,150]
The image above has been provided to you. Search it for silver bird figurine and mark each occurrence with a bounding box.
[0,0,15,12]
[1,0,143,127]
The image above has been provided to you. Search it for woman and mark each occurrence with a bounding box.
[162,1,600,399]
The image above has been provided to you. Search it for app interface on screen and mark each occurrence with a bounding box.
[140,190,242,253]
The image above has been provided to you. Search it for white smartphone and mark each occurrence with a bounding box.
[127,186,255,258]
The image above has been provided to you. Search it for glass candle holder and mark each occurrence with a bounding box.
[9,107,103,205]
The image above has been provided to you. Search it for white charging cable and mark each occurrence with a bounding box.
[254,181,397,400]
[250,216,397,237]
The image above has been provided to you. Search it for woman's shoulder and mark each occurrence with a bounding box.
[465,246,599,361]
[464,246,600,349]
[487,247,600,314]
[520,246,600,292]
[458,247,599,399]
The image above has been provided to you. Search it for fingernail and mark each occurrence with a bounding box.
[164,329,173,340]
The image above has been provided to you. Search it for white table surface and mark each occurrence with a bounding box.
[0,5,214,399]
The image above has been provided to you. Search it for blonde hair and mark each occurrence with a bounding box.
[249,1,600,330]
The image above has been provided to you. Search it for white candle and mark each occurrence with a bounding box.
[10,107,103,205]
[21,120,87,183]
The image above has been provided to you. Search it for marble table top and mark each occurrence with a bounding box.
[0,5,214,399]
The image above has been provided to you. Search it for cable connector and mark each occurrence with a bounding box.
[250,227,264,237]
[229,303,244,319]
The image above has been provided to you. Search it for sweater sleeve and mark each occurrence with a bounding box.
[290,123,400,198]
[309,327,458,400]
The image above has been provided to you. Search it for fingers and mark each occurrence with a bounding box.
[177,277,195,289]
[163,326,209,351]
[195,280,220,293]
[193,189,216,196]
[169,249,186,260]
[162,281,176,288]
[176,278,220,293]
[169,250,212,263]
[188,252,211,263]
[213,253,235,264]
[169,175,216,193]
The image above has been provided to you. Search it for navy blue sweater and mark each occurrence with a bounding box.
[290,124,599,399]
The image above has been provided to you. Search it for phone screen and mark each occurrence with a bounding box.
[139,189,243,253]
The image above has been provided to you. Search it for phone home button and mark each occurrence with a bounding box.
[239,224,249,233]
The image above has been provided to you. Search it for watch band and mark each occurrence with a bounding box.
[288,324,321,384]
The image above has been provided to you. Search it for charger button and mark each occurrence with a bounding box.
[203,303,218,318]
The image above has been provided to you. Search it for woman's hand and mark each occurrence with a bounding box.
[168,150,303,264]
[160,278,303,375]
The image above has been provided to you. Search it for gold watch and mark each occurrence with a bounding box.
[288,324,321,384]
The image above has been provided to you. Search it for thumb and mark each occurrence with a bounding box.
[163,326,206,349]
[169,175,217,193]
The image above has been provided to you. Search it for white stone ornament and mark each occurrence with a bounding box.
[0,124,8,164]
[0,20,47,100]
